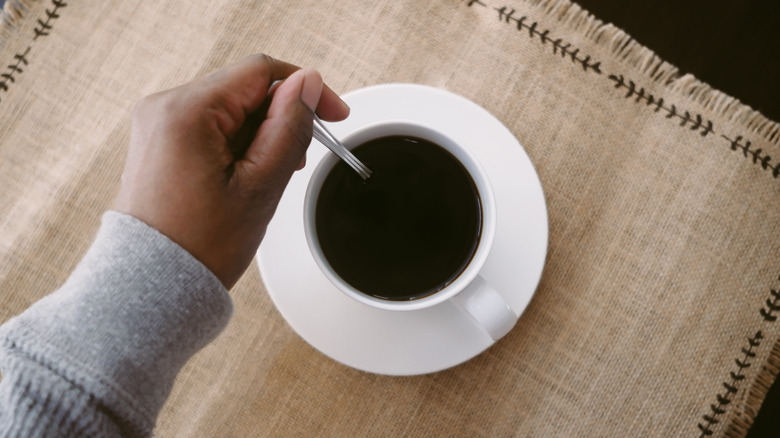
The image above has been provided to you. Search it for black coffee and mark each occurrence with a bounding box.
[315,135,482,301]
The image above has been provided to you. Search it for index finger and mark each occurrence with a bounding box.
[199,54,349,120]
[199,54,301,115]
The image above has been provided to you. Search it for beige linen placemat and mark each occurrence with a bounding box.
[1,0,778,436]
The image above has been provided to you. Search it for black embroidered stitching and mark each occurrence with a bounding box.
[695,277,780,435]
[465,1,602,73]
[492,6,602,74]
[464,0,603,73]
[0,46,31,94]
[760,277,780,321]
[608,74,715,137]
[0,0,67,102]
[459,1,779,182]
[722,135,780,179]
[33,0,67,40]
[697,331,763,436]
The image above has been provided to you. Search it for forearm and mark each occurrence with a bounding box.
[0,212,233,437]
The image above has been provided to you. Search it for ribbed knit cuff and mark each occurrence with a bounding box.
[0,211,233,437]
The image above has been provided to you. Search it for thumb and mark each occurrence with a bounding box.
[239,69,322,180]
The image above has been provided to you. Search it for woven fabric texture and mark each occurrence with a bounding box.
[0,0,778,436]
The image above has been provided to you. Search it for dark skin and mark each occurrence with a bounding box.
[115,54,350,288]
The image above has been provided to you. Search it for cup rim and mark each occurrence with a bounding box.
[304,120,496,311]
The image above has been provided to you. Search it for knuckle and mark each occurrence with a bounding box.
[133,91,166,115]
[242,53,274,77]
[289,121,313,149]
[132,94,155,117]
[132,88,188,124]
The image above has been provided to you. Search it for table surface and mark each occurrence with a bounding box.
[576,1,779,436]
[0,0,776,435]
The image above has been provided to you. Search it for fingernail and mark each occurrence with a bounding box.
[338,96,351,115]
[296,155,307,171]
[300,69,323,112]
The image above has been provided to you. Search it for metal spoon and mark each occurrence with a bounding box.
[312,115,372,180]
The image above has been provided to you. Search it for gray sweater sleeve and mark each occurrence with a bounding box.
[0,211,234,437]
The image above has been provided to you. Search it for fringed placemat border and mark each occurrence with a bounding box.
[518,0,779,146]
[0,0,38,41]
[461,0,779,180]
[506,1,780,435]
[726,339,780,437]
[0,0,777,436]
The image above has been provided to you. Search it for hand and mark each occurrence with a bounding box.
[114,54,350,288]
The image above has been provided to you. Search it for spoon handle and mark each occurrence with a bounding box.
[312,116,373,180]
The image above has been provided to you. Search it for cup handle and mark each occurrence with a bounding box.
[452,275,516,341]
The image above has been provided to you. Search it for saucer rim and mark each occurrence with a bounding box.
[256,83,548,375]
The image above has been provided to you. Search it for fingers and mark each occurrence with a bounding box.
[316,83,350,122]
[200,54,349,121]
[200,54,301,115]
[267,74,349,122]
[198,54,348,184]
[238,68,321,183]
[197,54,348,144]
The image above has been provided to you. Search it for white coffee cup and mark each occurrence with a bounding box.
[303,121,516,341]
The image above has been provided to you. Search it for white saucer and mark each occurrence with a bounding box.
[257,84,548,375]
